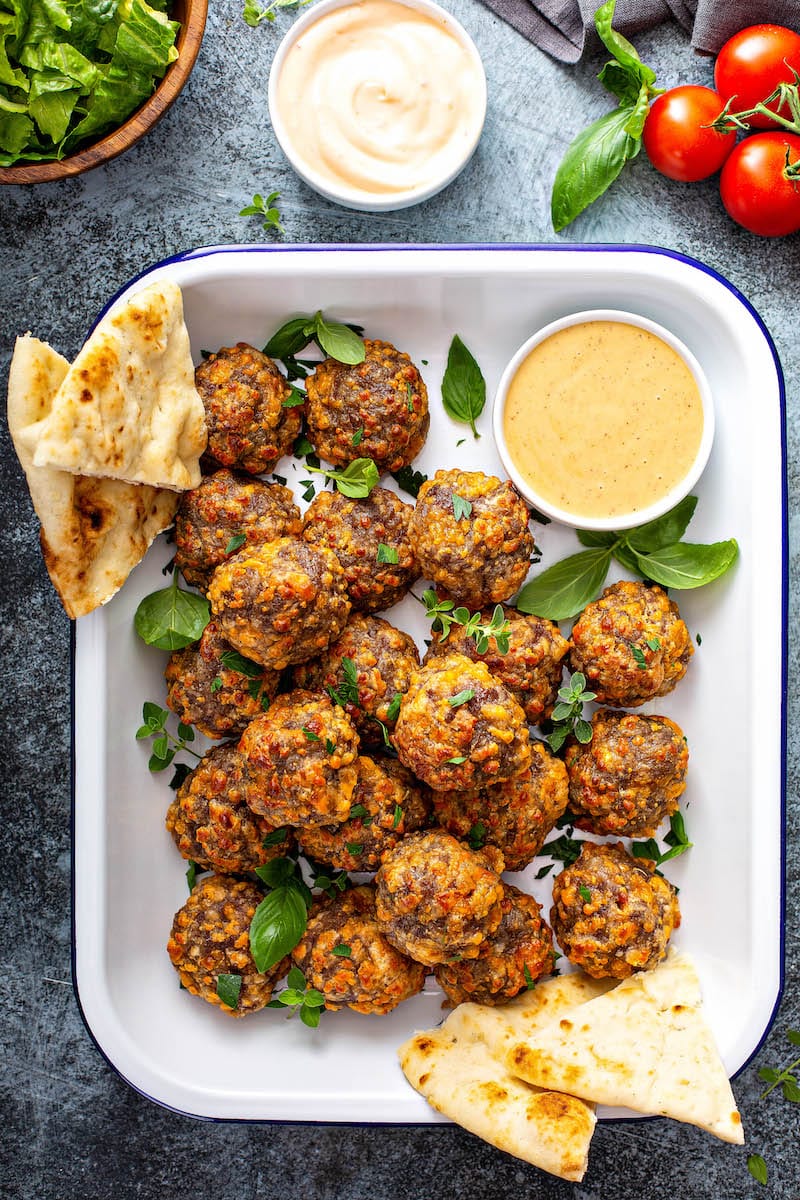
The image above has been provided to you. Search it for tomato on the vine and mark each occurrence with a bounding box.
[714,24,800,128]
[719,131,800,236]
[642,86,735,181]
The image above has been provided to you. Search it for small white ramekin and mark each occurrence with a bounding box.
[267,0,487,212]
[492,309,716,532]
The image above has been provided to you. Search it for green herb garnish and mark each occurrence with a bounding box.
[631,810,693,867]
[467,821,487,850]
[266,965,326,1029]
[264,310,365,366]
[448,689,475,708]
[136,702,202,773]
[250,858,311,973]
[332,944,352,958]
[579,885,592,903]
[243,0,313,27]
[134,568,210,651]
[307,457,380,499]
[216,973,242,1011]
[441,335,485,438]
[327,657,360,709]
[376,543,399,565]
[421,590,512,656]
[239,190,285,235]
[541,833,584,867]
[546,673,596,754]
[391,465,428,498]
[451,492,472,521]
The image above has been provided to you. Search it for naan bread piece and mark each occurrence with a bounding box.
[31,280,206,491]
[398,974,608,1182]
[507,951,744,1145]
[8,335,178,619]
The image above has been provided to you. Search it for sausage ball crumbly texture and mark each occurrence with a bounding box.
[570,580,694,708]
[208,537,351,670]
[374,829,506,966]
[291,885,426,1014]
[301,487,419,614]
[292,613,419,748]
[167,874,287,1016]
[166,743,293,874]
[173,469,302,592]
[164,621,280,740]
[566,709,689,838]
[392,653,531,792]
[408,469,535,609]
[425,605,569,725]
[305,339,429,473]
[297,755,431,872]
[196,344,301,475]
[550,841,681,979]
[239,691,359,828]
[434,884,555,1007]
[431,739,569,871]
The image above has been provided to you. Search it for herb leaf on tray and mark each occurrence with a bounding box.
[441,335,486,438]
[307,457,380,499]
[134,568,210,651]
[250,860,311,973]
[264,311,366,367]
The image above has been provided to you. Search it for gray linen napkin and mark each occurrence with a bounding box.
[479,0,800,63]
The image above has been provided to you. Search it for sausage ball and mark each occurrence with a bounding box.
[305,339,429,473]
[302,487,419,613]
[208,537,351,670]
[425,605,569,725]
[434,884,555,1007]
[431,740,569,871]
[239,691,359,828]
[167,874,287,1016]
[166,743,293,873]
[566,709,689,838]
[392,653,531,792]
[550,841,681,979]
[570,581,694,707]
[375,829,506,965]
[291,885,426,1014]
[196,344,300,475]
[408,469,535,609]
[292,613,419,747]
[297,755,431,872]
[164,621,280,739]
[174,470,302,592]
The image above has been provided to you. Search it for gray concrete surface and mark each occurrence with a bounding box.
[1,4,798,1198]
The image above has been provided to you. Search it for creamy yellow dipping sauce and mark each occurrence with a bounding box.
[274,0,485,197]
[503,321,704,520]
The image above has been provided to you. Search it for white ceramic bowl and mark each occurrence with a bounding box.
[492,308,716,532]
[267,0,487,212]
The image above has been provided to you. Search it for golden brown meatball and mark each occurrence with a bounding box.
[208,537,351,670]
[167,874,287,1016]
[392,653,531,792]
[570,581,693,707]
[424,604,569,725]
[164,622,280,739]
[566,710,688,838]
[408,469,534,608]
[302,487,419,613]
[196,344,300,475]
[292,613,419,748]
[297,755,431,872]
[550,841,681,979]
[166,743,293,873]
[434,884,555,1006]
[174,470,302,592]
[239,691,359,828]
[431,740,568,871]
[291,885,426,1014]
[374,829,506,965]
[305,339,428,472]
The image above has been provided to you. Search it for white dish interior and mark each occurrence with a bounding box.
[73,246,785,1123]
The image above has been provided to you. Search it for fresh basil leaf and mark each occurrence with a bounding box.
[551,106,640,233]
[219,649,263,678]
[623,83,651,140]
[216,973,242,1010]
[613,541,643,575]
[516,548,612,621]
[595,0,656,86]
[597,59,643,106]
[391,465,427,498]
[331,944,352,957]
[631,540,739,589]
[264,316,315,359]
[376,543,399,565]
[262,828,289,847]
[441,335,485,438]
[576,529,618,548]
[746,1154,768,1186]
[249,885,308,973]
[542,833,583,866]
[134,575,210,651]
[331,457,380,499]
[313,312,366,364]
[624,495,698,554]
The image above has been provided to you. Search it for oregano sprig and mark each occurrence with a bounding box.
[421,589,512,655]
[266,965,326,1029]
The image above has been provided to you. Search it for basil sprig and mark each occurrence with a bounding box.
[307,457,380,499]
[264,311,365,367]
[134,568,210,651]
[441,335,485,439]
[249,857,312,973]
[516,496,738,621]
[551,0,661,231]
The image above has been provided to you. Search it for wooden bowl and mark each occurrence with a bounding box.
[0,0,207,186]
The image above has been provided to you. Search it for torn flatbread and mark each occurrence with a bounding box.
[31,280,206,491]
[398,974,610,1182]
[507,951,744,1145]
[8,334,178,619]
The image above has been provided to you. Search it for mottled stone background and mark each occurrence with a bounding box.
[1,4,798,1197]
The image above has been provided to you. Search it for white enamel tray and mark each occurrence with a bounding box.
[72,246,786,1122]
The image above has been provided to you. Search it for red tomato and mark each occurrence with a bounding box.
[642,86,736,181]
[714,24,800,128]
[719,131,800,236]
